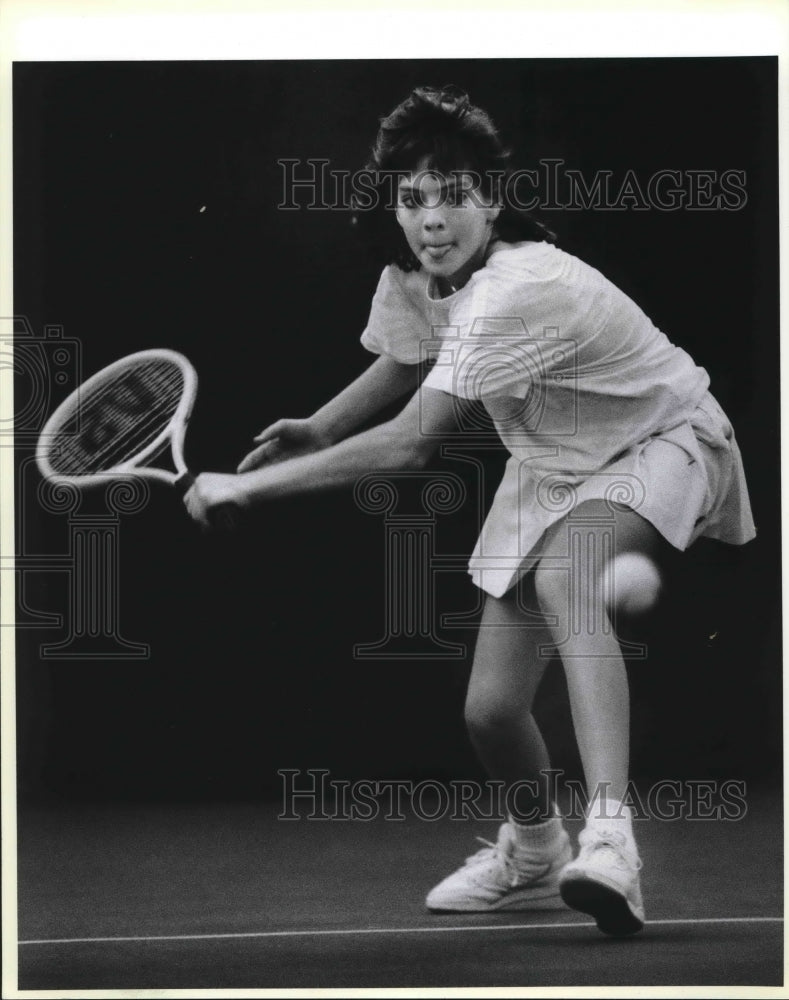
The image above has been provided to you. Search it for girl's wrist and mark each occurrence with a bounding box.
[309,413,338,448]
[235,471,265,508]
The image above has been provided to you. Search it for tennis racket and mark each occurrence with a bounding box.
[36,348,237,530]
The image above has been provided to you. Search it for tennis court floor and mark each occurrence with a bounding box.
[15,786,783,990]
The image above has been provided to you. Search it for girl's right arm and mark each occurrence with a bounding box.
[237,355,420,472]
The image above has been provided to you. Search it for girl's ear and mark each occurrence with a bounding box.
[487,203,502,225]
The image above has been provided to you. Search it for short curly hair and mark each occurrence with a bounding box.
[353,85,555,270]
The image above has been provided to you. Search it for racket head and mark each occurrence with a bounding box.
[36,348,198,488]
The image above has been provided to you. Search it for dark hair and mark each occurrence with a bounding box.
[352,85,556,271]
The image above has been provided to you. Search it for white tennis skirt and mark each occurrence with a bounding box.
[468,392,757,597]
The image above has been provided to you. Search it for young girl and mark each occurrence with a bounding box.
[184,86,756,937]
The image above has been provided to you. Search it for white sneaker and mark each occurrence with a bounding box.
[559,825,645,936]
[426,820,573,912]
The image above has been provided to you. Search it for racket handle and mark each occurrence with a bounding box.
[174,471,238,531]
[174,471,195,495]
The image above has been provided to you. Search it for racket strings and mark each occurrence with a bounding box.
[48,360,186,475]
[52,376,180,473]
[65,361,183,468]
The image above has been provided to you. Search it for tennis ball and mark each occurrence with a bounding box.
[601,553,662,616]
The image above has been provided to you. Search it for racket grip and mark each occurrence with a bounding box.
[174,471,195,495]
[174,471,238,531]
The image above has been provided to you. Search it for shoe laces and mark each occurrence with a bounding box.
[578,827,643,872]
[464,834,549,889]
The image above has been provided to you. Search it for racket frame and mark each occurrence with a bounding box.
[36,348,198,489]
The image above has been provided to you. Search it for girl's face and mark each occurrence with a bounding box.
[395,160,501,293]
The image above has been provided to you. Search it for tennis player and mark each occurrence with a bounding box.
[183,86,756,936]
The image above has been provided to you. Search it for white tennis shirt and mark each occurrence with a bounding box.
[361,241,756,596]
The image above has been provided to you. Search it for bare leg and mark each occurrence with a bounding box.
[534,501,664,809]
[426,578,571,912]
[465,574,556,821]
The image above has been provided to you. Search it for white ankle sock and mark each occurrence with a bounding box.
[508,811,564,852]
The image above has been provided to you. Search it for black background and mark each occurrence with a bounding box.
[13,58,780,800]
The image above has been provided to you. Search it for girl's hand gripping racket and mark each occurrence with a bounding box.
[36,348,238,531]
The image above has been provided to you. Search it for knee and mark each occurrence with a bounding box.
[464,688,524,745]
[533,563,570,617]
[602,552,662,616]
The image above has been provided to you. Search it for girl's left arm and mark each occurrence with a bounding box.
[238,355,423,472]
[183,384,462,528]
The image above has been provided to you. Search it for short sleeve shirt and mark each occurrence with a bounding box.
[361,241,755,595]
